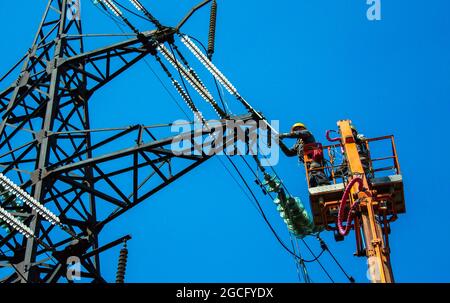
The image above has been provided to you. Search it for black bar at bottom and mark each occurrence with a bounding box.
[0,283,445,302]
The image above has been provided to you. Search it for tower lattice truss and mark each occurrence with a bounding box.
[0,0,249,282]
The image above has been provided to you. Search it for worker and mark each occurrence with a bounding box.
[352,125,371,177]
[278,123,330,187]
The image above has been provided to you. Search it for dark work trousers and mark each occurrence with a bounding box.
[308,160,330,187]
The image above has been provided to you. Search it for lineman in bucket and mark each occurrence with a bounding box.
[278,122,330,187]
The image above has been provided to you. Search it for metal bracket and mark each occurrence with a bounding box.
[31,168,46,184]
[371,239,382,248]
[35,130,48,144]
[46,58,66,75]
[15,71,30,88]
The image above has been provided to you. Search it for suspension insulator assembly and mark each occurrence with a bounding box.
[172,79,205,122]
[208,0,218,60]
[264,174,323,238]
[115,242,129,283]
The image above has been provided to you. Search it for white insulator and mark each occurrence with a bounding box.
[190,69,207,89]
[0,173,61,225]
[157,44,221,116]
[0,206,35,238]
[129,0,144,11]
[172,79,204,122]
[101,0,123,17]
[158,45,212,97]
[181,35,238,95]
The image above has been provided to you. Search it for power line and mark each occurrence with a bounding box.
[91,0,127,27]
[180,36,316,283]
[111,0,151,22]
[98,3,270,230]
[215,158,261,214]
[142,58,191,118]
[182,34,229,115]
[91,0,192,119]
[289,236,303,282]
[289,235,308,283]
[218,156,311,283]
[295,238,312,283]
[302,247,326,263]
[167,43,198,116]
[300,238,334,283]
[161,33,316,280]
[90,0,344,283]
[224,156,303,261]
[165,37,335,280]
[318,236,355,283]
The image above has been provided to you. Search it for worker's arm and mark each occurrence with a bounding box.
[278,132,302,157]
[280,130,312,139]
[279,132,299,139]
[356,134,369,155]
[279,140,297,157]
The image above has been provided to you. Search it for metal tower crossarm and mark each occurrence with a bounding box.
[0,0,251,283]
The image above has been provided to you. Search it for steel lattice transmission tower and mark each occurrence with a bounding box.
[0,0,240,282]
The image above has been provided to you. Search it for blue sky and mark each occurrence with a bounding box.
[1,0,449,282]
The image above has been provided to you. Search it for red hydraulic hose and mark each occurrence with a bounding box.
[326,130,341,142]
[337,177,364,236]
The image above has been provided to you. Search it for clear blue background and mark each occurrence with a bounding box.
[0,0,449,282]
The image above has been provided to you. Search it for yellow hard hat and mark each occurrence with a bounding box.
[291,122,306,132]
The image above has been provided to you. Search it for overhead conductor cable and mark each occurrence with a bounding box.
[157,43,225,118]
[172,79,205,122]
[100,0,123,17]
[181,35,280,134]
[181,35,237,96]
[128,0,144,11]
[128,0,163,29]
[157,44,214,100]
